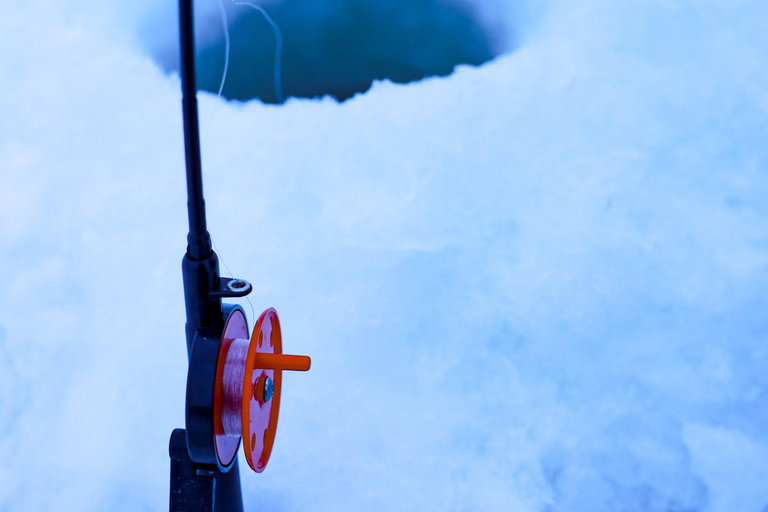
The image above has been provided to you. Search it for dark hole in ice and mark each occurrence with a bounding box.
[152,0,502,104]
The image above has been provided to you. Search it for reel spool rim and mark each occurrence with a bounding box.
[212,308,247,469]
[242,307,283,473]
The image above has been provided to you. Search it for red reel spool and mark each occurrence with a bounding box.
[213,308,310,472]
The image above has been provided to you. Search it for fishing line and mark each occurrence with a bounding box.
[216,0,231,100]
[205,0,282,327]
[212,238,256,325]
[233,0,284,103]
[200,0,231,147]
[201,0,284,148]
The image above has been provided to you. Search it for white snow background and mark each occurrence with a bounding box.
[1,0,768,510]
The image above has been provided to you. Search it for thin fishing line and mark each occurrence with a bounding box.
[201,0,284,151]
[204,0,281,328]
[201,0,231,148]
[212,238,235,277]
[233,0,284,103]
[215,0,231,100]
[212,238,256,325]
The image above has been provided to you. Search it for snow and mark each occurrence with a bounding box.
[1,0,768,511]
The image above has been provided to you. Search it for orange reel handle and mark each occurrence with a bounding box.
[254,353,311,372]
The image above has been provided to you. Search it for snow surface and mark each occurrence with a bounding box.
[1,0,768,511]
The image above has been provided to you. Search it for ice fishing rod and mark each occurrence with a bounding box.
[169,1,310,510]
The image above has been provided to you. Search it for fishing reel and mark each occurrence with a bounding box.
[213,306,310,472]
[185,293,310,474]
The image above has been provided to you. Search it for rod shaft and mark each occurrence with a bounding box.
[179,0,211,261]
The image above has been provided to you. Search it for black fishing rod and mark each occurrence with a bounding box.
[168,1,310,511]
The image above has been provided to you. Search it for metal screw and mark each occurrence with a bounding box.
[263,376,274,403]
[254,375,275,403]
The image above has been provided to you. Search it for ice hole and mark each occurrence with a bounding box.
[149,0,504,103]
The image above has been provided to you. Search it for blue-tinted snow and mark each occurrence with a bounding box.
[0,1,767,511]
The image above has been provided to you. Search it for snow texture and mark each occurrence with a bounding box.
[1,0,767,511]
